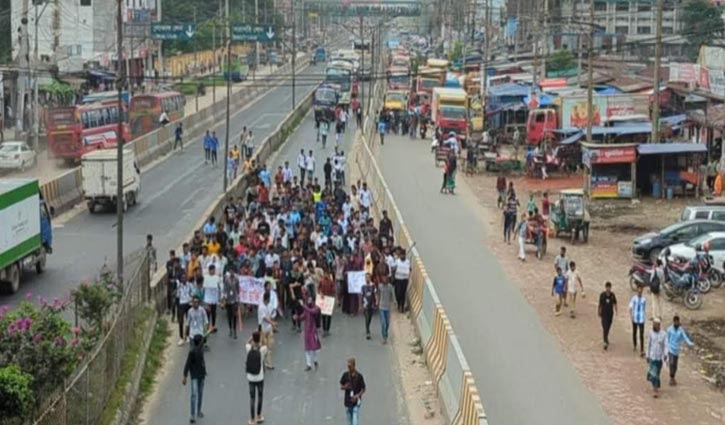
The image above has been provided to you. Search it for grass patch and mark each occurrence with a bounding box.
[137,319,170,404]
[97,307,153,425]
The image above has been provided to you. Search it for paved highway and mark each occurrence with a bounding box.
[1,63,324,308]
[142,114,408,425]
[377,134,612,425]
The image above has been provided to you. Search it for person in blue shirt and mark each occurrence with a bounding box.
[174,123,184,151]
[203,131,212,164]
[258,164,271,187]
[551,267,566,316]
[378,120,386,145]
[210,131,219,166]
[666,315,694,386]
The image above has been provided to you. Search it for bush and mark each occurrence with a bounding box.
[0,299,85,397]
[0,364,35,419]
[72,267,122,334]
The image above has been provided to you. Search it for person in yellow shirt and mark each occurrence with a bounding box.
[186,252,200,280]
[205,236,221,256]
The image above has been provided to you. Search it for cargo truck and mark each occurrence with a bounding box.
[0,179,53,294]
[432,87,468,137]
[81,147,140,213]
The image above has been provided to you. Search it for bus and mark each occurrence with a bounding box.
[46,102,130,162]
[387,66,411,91]
[129,92,185,139]
[325,61,353,106]
[82,90,130,106]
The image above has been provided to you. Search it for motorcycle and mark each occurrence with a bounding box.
[695,251,723,288]
[629,261,658,292]
[663,254,712,294]
[663,266,703,310]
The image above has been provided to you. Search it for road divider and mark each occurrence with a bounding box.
[351,81,488,425]
[39,58,308,215]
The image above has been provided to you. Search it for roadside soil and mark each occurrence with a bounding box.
[463,168,725,425]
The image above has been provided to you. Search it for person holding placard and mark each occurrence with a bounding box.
[361,274,377,340]
[319,271,336,337]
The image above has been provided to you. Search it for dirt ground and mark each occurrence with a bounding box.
[464,169,725,425]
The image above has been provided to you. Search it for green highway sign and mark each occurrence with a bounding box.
[231,24,277,42]
[305,2,422,17]
[151,23,196,41]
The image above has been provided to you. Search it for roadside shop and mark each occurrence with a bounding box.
[582,142,637,199]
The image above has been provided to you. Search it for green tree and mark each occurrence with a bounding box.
[682,0,724,60]
[546,50,576,73]
[0,365,35,421]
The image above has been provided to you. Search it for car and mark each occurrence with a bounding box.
[0,141,37,170]
[661,231,725,273]
[680,205,725,222]
[632,219,725,262]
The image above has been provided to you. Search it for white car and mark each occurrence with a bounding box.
[0,141,37,170]
[661,231,725,277]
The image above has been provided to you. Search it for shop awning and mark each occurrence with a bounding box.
[559,131,583,145]
[487,82,531,97]
[637,143,707,155]
[524,93,556,107]
[660,114,687,127]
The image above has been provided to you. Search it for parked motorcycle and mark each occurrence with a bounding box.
[663,253,712,294]
[662,252,704,310]
[629,261,658,292]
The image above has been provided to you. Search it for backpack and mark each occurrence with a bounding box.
[246,346,262,375]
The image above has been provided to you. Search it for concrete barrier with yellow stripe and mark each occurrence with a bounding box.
[352,77,488,425]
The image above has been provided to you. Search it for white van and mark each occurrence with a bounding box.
[680,206,725,222]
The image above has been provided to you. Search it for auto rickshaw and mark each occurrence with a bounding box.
[550,189,590,243]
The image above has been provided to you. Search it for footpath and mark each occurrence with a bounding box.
[141,115,409,425]
[371,133,611,425]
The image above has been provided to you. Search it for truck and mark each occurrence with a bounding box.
[81,147,140,213]
[0,179,53,294]
[432,87,468,137]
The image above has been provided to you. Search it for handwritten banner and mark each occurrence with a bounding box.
[238,275,265,305]
[347,271,366,294]
[316,295,335,316]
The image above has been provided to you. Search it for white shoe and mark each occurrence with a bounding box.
[177,339,185,346]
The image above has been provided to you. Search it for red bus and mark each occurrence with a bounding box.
[46,102,130,162]
[129,92,185,139]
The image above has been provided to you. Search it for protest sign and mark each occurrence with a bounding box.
[238,275,265,305]
[316,295,335,316]
[347,271,365,294]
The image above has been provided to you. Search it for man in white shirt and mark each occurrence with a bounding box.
[393,248,411,313]
[282,161,293,183]
[258,292,277,369]
[246,331,268,423]
[203,264,222,331]
[359,183,372,211]
[297,149,307,185]
[305,150,316,183]
[186,295,209,344]
[565,261,584,318]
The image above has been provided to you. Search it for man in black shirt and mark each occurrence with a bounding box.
[379,210,393,246]
[324,158,333,191]
[598,281,618,350]
[340,357,366,423]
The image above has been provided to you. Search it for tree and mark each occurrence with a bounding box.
[547,50,576,74]
[0,0,10,64]
[682,0,724,60]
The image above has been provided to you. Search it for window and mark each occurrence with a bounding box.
[615,26,629,35]
[81,112,89,128]
[638,4,651,12]
[712,211,725,222]
[80,0,91,6]
[615,2,629,11]
[709,238,725,251]
[637,26,651,35]
[701,222,725,233]
[594,1,607,11]
[663,26,673,35]
[695,211,710,220]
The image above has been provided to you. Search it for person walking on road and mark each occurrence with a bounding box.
[378,119,386,145]
[551,266,566,316]
[203,264,221,331]
[516,213,527,261]
[378,277,394,344]
[305,150,316,183]
[203,130,212,164]
[598,281,617,350]
[565,261,584,318]
[222,270,239,339]
[646,318,667,398]
[246,131,255,159]
[210,131,219,166]
[319,271,336,337]
[324,158,333,191]
[186,295,210,347]
[183,334,207,423]
[245,331,268,425]
[630,286,647,357]
[666,315,694,386]
[392,248,410,313]
[340,357,366,425]
[258,292,277,369]
[361,273,377,340]
[174,123,184,151]
[296,296,322,371]
[177,275,195,346]
[297,149,307,185]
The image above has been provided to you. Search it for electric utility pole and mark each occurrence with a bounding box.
[292,5,297,108]
[158,0,163,85]
[116,0,125,285]
[586,0,594,144]
[223,0,231,191]
[651,0,664,144]
[194,8,199,112]
[359,14,364,107]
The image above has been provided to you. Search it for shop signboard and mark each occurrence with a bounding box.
[617,181,633,198]
[669,63,699,83]
[589,145,636,164]
[605,94,649,121]
[561,96,606,128]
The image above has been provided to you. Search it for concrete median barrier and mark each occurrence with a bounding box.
[350,80,488,425]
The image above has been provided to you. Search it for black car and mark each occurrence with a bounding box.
[632,219,725,262]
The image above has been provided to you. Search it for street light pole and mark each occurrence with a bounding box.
[651,0,664,145]
[292,3,297,109]
[116,0,125,285]
[223,40,232,191]
[586,0,594,144]
[194,8,199,112]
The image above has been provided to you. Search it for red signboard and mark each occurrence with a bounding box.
[591,146,636,164]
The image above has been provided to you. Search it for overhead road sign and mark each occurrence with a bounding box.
[231,24,276,42]
[151,23,196,41]
[305,1,422,17]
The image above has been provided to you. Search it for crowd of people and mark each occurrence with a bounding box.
[166,148,411,424]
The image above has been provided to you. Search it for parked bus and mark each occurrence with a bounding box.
[325,61,353,106]
[129,92,185,139]
[46,102,130,163]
